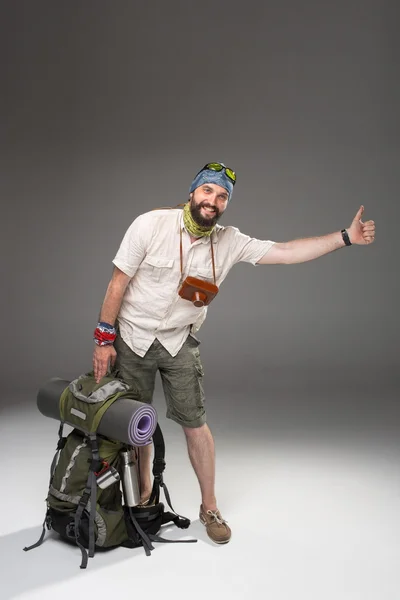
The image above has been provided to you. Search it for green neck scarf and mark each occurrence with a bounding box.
[183,203,215,237]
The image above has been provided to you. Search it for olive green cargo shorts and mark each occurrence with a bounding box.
[114,334,206,428]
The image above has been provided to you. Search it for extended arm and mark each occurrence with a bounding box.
[258,205,375,265]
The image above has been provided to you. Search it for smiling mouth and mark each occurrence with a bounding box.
[202,206,216,215]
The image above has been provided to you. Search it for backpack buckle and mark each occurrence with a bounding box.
[45,513,52,530]
[66,522,76,539]
[57,437,67,450]
[153,458,166,477]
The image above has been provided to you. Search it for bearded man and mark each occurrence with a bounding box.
[92,162,376,544]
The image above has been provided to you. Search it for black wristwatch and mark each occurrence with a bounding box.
[341,229,352,246]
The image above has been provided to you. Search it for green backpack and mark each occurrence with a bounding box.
[24,372,196,569]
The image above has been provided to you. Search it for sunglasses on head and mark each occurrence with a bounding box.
[197,162,236,185]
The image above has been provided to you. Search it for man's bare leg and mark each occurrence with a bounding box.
[138,443,153,503]
[183,423,217,511]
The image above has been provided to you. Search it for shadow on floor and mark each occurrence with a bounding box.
[1,519,207,600]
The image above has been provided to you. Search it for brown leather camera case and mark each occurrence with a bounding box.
[178,276,219,307]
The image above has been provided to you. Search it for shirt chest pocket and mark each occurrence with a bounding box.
[143,255,175,282]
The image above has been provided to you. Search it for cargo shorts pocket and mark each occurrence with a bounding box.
[169,361,204,403]
[160,360,205,426]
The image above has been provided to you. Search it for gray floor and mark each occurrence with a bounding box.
[1,368,399,600]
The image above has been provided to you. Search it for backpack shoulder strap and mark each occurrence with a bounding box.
[148,424,192,528]
[73,433,100,569]
[23,422,67,553]
[147,424,165,505]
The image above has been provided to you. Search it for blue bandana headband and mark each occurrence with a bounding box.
[189,168,234,201]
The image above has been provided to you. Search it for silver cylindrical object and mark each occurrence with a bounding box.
[120,449,141,507]
[97,466,120,490]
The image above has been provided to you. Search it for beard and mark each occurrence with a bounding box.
[189,197,222,228]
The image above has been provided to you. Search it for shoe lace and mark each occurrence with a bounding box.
[206,509,227,525]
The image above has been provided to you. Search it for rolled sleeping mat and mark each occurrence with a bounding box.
[99,397,157,447]
[37,377,157,446]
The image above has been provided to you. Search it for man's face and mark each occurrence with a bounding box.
[189,183,229,227]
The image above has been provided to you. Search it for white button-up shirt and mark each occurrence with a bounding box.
[113,209,275,357]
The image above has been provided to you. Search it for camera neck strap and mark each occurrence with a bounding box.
[151,204,217,286]
[180,227,216,286]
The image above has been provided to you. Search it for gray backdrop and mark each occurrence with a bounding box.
[2,0,398,402]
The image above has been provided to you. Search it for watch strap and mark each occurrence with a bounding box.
[341,229,352,246]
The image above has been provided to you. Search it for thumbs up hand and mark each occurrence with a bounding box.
[347,205,376,245]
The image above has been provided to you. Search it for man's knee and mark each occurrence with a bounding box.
[182,422,208,438]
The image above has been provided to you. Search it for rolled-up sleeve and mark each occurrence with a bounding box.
[112,214,150,277]
[228,227,275,265]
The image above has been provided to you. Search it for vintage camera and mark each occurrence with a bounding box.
[178,276,219,307]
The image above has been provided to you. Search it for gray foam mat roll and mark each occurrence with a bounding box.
[37,377,157,446]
